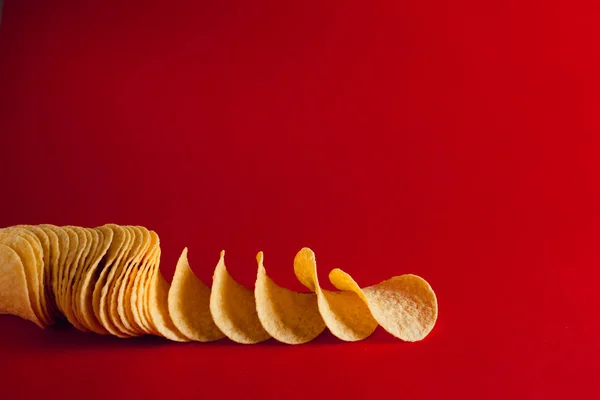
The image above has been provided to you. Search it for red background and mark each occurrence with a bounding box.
[0,0,598,398]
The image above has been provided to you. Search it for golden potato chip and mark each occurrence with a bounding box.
[8,225,57,321]
[0,230,46,326]
[0,243,41,327]
[141,247,160,335]
[255,252,324,344]
[131,231,160,335]
[69,228,99,328]
[210,251,270,344]
[56,227,81,314]
[60,226,90,332]
[93,224,132,338]
[168,248,224,342]
[37,226,60,318]
[76,226,113,334]
[107,226,145,336]
[146,252,189,342]
[115,226,151,335]
[2,226,54,325]
[293,248,377,341]
[329,269,438,342]
[38,224,70,319]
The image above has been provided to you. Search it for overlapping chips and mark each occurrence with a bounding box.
[0,225,438,344]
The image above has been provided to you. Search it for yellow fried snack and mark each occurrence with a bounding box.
[108,226,147,336]
[60,226,90,331]
[0,231,46,327]
[168,248,224,342]
[0,224,438,344]
[6,225,57,322]
[294,248,377,341]
[329,269,438,342]
[38,224,70,321]
[58,227,80,314]
[69,228,99,329]
[131,232,160,335]
[0,243,41,327]
[120,227,153,335]
[255,252,325,344]
[210,251,270,344]
[146,250,189,342]
[76,226,113,334]
[93,225,132,338]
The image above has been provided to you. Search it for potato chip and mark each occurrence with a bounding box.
[168,248,224,342]
[210,251,270,344]
[0,230,46,326]
[8,225,57,321]
[38,224,70,320]
[329,269,438,342]
[115,226,151,335]
[293,248,377,341]
[0,243,41,327]
[57,227,80,314]
[142,247,161,335]
[131,231,160,335]
[60,226,90,331]
[1,226,55,325]
[255,252,324,344]
[146,251,189,342]
[0,224,438,344]
[69,228,99,328]
[37,226,60,318]
[76,225,113,334]
[93,224,132,338]
[107,226,145,336]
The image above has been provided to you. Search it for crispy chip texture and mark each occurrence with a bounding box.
[210,251,270,344]
[330,269,438,342]
[294,248,377,341]
[0,224,438,344]
[0,231,46,327]
[0,244,41,327]
[255,252,324,344]
[147,256,189,342]
[168,248,224,342]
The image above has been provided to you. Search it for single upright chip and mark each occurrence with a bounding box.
[146,251,189,342]
[210,251,270,344]
[0,244,41,327]
[168,248,224,342]
[294,248,377,341]
[329,269,438,342]
[255,252,325,344]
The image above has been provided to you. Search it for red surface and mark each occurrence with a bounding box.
[0,0,599,398]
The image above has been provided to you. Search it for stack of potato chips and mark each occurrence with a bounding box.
[0,224,437,343]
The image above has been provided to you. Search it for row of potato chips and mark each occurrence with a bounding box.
[0,224,438,343]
